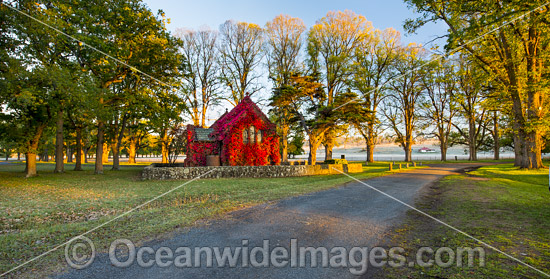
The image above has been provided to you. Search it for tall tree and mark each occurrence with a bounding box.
[265,14,306,162]
[383,45,426,162]
[219,20,264,105]
[125,120,149,164]
[0,0,78,176]
[66,0,182,172]
[272,74,329,165]
[0,62,53,177]
[419,59,457,161]
[177,28,221,127]
[349,28,401,162]
[451,58,490,161]
[404,0,550,168]
[148,88,186,164]
[308,10,371,160]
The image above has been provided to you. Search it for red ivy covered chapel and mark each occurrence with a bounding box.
[184,96,281,166]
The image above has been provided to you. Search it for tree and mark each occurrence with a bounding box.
[166,124,188,165]
[265,14,306,162]
[308,10,371,160]
[349,28,401,162]
[65,72,97,171]
[419,59,457,161]
[14,0,80,174]
[125,120,149,164]
[64,0,183,172]
[1,0,83,175]
[404,0,550,168]
[272,74,329,165]
[0,62,53,177]
[451,58,490,161]
[176,28,222,127]
[383,45,426,162]
[148,88,186,164]
[219,20,264,105]
[287,129,305,159]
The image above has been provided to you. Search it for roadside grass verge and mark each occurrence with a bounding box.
[0,161,420,278]
[419,158,516,165]
[380,163,550,278]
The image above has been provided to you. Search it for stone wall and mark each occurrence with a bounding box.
[141,163,363,180]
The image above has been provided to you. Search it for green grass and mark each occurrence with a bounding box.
[381,163,550,278]
[0,161,420,278]
[415,158,515,165]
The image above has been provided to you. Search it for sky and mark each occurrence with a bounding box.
[143,0,448,47]
[142,0,449,124]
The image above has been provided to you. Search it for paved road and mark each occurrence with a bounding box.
[55,164,486,279]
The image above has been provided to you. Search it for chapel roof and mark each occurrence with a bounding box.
[193,128,215,141]
[210,96,275,132]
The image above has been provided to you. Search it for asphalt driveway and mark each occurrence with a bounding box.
[56,163,487,279]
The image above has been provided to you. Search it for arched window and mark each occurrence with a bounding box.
[249,126,256,144]
[242,129,248,144]
[257,130,262,143]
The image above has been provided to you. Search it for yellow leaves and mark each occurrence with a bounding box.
[310,10,372,51]
[98,57,109,66]
[265,14,306,40]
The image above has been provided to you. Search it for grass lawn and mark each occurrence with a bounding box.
[380,162,550,278]
[0,161,420,278]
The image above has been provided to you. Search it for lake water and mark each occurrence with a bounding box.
[291,144,526,162]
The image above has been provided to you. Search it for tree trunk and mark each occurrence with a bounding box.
[112,113,128,170]
[404,142,412,162]
[526,130,543,169]
[323,135,335,161]
[102,143,110,164]
[67,146,73,163]
[365,127,376,163]
[74,127,83,171]
[324,143,333,161]
[513,133,523,166]
[54,108,64,173]
[84,147,89,163]
[95,121,104,174]
[128,138,137,164]
[161,143,169,163]
[523,25,544,169]
[469,144,477,161]
[17,152,20,161]
[26,153,37,177]
[161,129,169,164]
[468,120,477,161]
[42,148,49,162]
[25,124,46,177]
[5,149,9,161]
[281,124,289,163]
[201,99,207,128]
[111,143,120,170]
[308,137,321,165]
[440,144,447,161]
[493,111,500,160]
[366,142,374,163]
